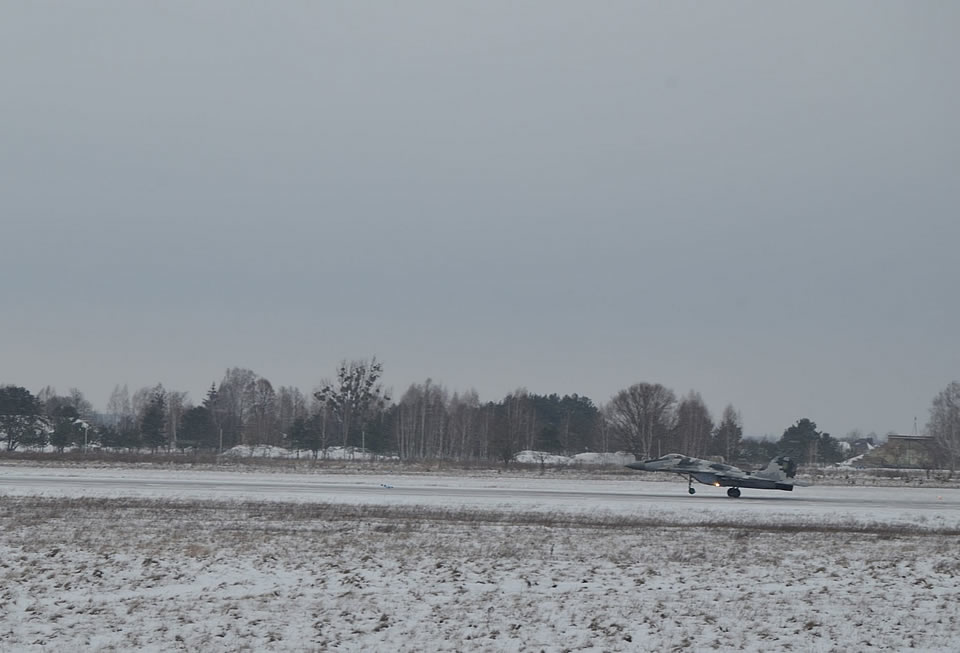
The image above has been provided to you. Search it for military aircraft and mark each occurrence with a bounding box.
[625,453,802,497]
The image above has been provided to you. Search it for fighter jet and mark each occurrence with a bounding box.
[625,453,802,497]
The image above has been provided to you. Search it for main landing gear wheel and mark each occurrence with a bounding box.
[688,487,696,495]
[727,487,741,498]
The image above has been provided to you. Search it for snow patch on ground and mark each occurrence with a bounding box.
[220,445,397,461]
[1,495,958,652]
[513,450,635,465]
[221,446,634,465]
[836,443,877,468]
[219,444,297,458]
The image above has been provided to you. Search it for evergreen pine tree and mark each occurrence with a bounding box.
[140,390,167,451]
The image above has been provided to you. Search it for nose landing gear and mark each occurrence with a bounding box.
[687,477,696,494]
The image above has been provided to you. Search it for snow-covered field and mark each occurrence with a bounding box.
[1,464,959,652]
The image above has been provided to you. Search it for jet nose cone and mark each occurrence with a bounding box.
[625,461,648,471]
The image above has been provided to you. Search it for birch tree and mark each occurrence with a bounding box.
[106,384,137,448]
[448,389,482,460]
[395,379,449,459]
[927,381,960,473]
[165,390,188,450]
[217,368,258,447]
[490,389,535,463]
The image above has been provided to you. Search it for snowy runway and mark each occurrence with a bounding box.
[1,465,957,530]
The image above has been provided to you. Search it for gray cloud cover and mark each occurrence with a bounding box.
[2,2,958,438]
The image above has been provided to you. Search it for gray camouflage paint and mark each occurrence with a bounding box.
[626,454,798,494]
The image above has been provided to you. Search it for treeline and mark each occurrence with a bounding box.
[0,359,749,463]
[6,358,954,467]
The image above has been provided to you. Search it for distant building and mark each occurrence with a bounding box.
[863,434,938,468]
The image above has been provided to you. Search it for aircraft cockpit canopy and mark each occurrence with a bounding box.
[646,454,685,463]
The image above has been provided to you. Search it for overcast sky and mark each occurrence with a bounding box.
[2,2,957,439]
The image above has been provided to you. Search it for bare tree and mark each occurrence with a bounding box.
[165,390,189,450]
[672,391,714,457]
[106,384,137,446]
[448,389,482,460]
[395,381,427,459]
[217,368,258,447]
[596,409,613,453]
[607,382,677,459]
[106,385,131,422]
[276,386,308,441]
[394,379,450,459]
[493,389,536,463]
[68,388,94,420]
[36,386,57,407]
[131,385,155,425]
[927,381,960,473]
[308,390,335,457]
[247,378,278,445]
[393,383,418,460]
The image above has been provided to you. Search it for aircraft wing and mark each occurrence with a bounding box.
[690,469,750,485]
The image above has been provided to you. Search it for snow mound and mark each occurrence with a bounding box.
[513,450,573,465]
[513,450,636,466]
[572,451,636,466]
[322,446,384,461]
[220,445,297,459]
[219,445,397,461]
